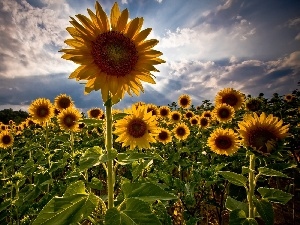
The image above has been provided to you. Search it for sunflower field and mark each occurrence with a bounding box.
[1,1,300,225]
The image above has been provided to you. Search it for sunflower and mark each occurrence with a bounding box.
[114,105,159,150]
[60,2,164,103]
[202,111,212,119]
[199,116,210,128]
[213,104,235,122]
[146,104,159,116]
[0,123,7,131]
[185,111,194,119]
[54,94,74,110]
[133,101,146,109]
[178,94,192,108]
[207,128,240,156]
[170,111,181,123]
[87,108,104,119]
[245,98,262,112]
[25,118,35,127]
[158,106,170,118]
[215,88,244,110]
[173,123,190,141]
[284,94,295,102]
[189,116,199,126]
[0,131,14,149]
[156,128,172,145]
[28,98,55,125]
[238,112,289,154]
[57,107,82,132]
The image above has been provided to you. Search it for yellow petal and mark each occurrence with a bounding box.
[110,2,121,30]
[133,28,152,43]
[125,17,141,39]
[64,39,85,48]
[69,65,85,79]
[136,74,156,84]
[116,9,129,32]
[137,39,159,51]
[95,1,109,31]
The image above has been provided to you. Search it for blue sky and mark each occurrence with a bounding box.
[0,0,299,112]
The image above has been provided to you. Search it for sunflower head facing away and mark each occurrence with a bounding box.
[0,131,14,149]
[28,98,55,125]
[156,128,172,145]
[87,108,104,119]
[178,94,192,108]
[238,112,290,155]
[114,105,159,150]
[213,104,235,122]
[215,88,244,110]
[57,107,82,132]
[173,123,190,141]
[60,1,165,103]
[54,94,74,111]
[245,98,262,112]
[207,128,240,156]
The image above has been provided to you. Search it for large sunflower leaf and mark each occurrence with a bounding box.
[218,171,247,187]
[253,198,274,225]
[229,209,258,225]
[258,167,290,178]
[257,187,293,204]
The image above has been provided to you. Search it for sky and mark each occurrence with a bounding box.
[0,0,299,113]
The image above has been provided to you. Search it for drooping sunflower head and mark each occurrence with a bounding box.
[156,128,172,145]
[60,1,165,103]
[170,111,182,123]
[54,94,74,111]
[28,98,55,125]
[0,131,14,149]
[114,105,159,150]
[215,88,244,110]
[87,108,104,119]
[189,116,199,126]
[199,116,210,128]
[185,111,194,119]
[213,104,235,122]
[57,107,82,132]
[202,111,212,119]
[238,112,290,155]
[146,104,159,116]
[207,128,240,156]
[158,106,170,118]
[284,94,295,102]
[173,123,190,141]
[245,98,262,112]
[178,94,192,108]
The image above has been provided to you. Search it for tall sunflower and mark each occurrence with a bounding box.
[178,94,192,108]
[0,131,14,149]
[54,94,74,111]
[114,105,159,150]
[212,104,235,122]
[57,107,82,132]
[207,128,240,156]
[173,123,190,141]
[238,112,289,154]
[60,1,165,102]
[215,88,244,110]
[156,128,172,145]
[28,98,55,125]
[87,108,104,119]
[170,111,181,123]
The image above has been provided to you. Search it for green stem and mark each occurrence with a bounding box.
[248,154,255,218]
[105,98,114,209]
[70,131,74,170]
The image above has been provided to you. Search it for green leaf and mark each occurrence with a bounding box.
[257,187,293,204]
[218,171,247,187]
[229,209,258,225]
[122,182,177,202]
[79,118,103,126]
[117,152,163,165]
[225,196,248,216]
[253,198,274,225]
[242,166,250,174]
[87,177,103,191]
[113,113,128,121]
[105,199,161,225]
[32,181,99,225]
[258,167,289,178]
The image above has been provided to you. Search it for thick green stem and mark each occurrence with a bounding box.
[70,131,75,170]
[105,99,114,209]
[248,154,255,218]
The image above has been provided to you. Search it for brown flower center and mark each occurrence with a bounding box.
[160,108,169,117]
[185,112,193,118]
[147,108,157,116]
[200,118,208,126]
[58,97,71,109]
[90,109,102,118]
[222,94,238,107]
[1,125,6,130]
[179,98,189,107]
[215,136,232,149]
[63,114,76,128]
[191,118,198,125]
[127,118,147,138]
[176,127,186,137]
[158,130,169,141]
[2,135,12,145]
[204,112,211,118]
[91,31,139,77]
[248,128,277,152]
[37,106,49,118]
[218,108,230,119]
[172,113,180,121]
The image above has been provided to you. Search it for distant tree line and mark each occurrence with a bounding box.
[0,109,29,124]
